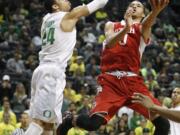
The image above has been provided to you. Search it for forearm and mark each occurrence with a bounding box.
[106,26,130,48]
[142,11,158,29]
[151,105,180,123]
[69,6,89,19]
[141,11,158,42]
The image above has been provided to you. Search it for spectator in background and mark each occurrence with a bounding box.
[118,107,133,128]
[0,112,15,135]
[116,118,129,134]
[141,62,157,80]
[69,48,78,65]
[145,74,159,91]
[157,73,170,88]
[67,127,88,135]
[64,81,82,103]
[130,111,143,130]
[0,100,17,127]
[12,9,25,22]
[12,112,30,135]
[85,56,100,76]
[6,52,25,75]
[24,55,38,79]
[3,24,17,44]
[126,130,135,135]
[164,36,178,56]
[170,72,180,88]
[77,96,91,114]
[82,28,97,44]
[134,118,154,135]
[0,75,13,103]
[69,56,85,77]
[83,43,94,63]
[11,83,28,119]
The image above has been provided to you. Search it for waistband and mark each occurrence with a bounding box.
[105,71,137,79]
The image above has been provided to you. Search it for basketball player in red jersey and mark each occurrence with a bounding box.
[58,0,170,135]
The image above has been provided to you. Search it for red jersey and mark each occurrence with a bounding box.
[100,21,149,74]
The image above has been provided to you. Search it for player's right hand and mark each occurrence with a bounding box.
[124,7,133,29]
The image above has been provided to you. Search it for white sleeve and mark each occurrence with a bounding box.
[87,0,108,14]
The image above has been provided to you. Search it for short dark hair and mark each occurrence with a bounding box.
[44,0,55,13]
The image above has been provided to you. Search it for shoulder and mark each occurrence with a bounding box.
[106,21,125,32]
[105,21,114,27]
[105,21,114,30]
[43,12,67,22]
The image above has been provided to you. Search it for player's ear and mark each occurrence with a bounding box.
[52,2,60,10]
[52,3,59,11]
[142,13,145,18]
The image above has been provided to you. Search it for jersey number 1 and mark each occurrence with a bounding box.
[119,27,135,45]
[42,28,55,45]
[119,34,128,45]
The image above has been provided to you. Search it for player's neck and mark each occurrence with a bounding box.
[132,18,141,23]
[53,9,61,13]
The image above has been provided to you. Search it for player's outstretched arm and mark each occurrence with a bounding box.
[105,8,133,48]
[141,0,169,43]
[61,0,108,32]
[67,0,108,19]
[132,93,180,123]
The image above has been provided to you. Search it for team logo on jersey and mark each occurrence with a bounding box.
[96,85,103,94]
[43,110,52,118]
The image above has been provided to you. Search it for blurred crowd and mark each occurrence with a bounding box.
[0,0,179,134]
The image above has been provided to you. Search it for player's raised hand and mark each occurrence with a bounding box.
[124,7,133,29]
[132,93,155,109]
[149,0,170,14]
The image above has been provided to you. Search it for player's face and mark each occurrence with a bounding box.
[171,88,180,106]
[54,0,71,12]
[127,1,145,19]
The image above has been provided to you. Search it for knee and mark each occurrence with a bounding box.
[88,115,105,131]
[32,119,44,128]
[153,116,170,135]
[43,123,54,131]
[76,114,104,131]
[89,121,102,131]
[32,118,54,131]
[153,116,170,128]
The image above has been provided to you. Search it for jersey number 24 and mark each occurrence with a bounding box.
[42,27,55,45]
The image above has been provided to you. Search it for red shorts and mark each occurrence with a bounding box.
[90,73,160,123]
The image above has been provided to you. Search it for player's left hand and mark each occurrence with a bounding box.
[149,0,170,14]
[131,93,155,109]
